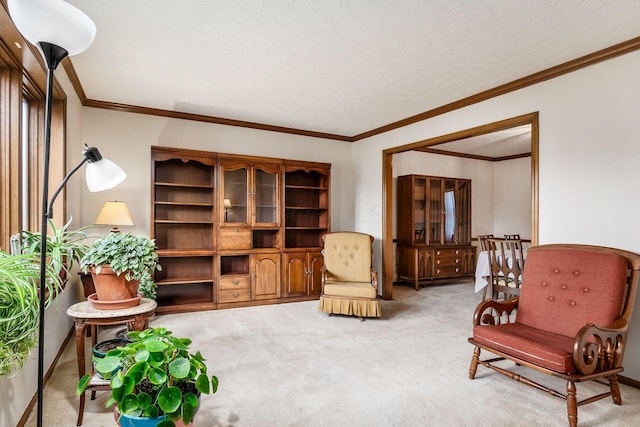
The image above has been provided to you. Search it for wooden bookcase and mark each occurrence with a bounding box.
[151,147,330,313]
[396,174,474,290]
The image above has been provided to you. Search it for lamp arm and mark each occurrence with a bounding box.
[47,156,89,218]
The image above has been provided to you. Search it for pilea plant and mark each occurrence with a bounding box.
[77,327,218,426]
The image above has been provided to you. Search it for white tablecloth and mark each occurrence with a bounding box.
[474,248,527,293]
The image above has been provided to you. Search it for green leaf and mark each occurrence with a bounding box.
[157,386,182,414]
[125,360,149,384]
[168,357,190,379]
[76,374,91,395]
[137,392,153,410]
[182,398,195,424]
[144,339,168,352]
[148,367,167,385]
[119,394,140,415]
[211,375,219,393]
[195,373,210,394]
[134,349,150,362]
[95,355,121,375]
[157,421,175,427]
[148,351,165,368]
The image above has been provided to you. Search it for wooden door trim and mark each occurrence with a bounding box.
[381,112,539,300]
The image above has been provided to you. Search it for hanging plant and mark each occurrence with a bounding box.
[0,251,63,376]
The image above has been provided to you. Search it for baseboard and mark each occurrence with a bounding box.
[619,375,640,389]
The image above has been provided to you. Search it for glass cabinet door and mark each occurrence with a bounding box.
[457,180,471,244]
[222,164,249,224]
[428,178,443,244]
[443,179,457,244]
[413,177,427,244]
[254,165,279,225]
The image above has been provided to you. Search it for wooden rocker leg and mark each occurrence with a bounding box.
[608,375,622,405]
[469,347,480,379]
[567,381,577,427]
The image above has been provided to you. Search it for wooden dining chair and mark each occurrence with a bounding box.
[487,237,525,300]
[477,234,494,251]
[504,234,523,249]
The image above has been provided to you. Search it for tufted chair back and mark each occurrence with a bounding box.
[322,232,373,283]
[516,246,628,338]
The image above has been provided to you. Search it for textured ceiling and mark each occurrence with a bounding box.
[65,0,640,138]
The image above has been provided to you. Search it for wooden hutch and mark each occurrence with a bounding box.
[397,174,474,290]
[151,146,330,313]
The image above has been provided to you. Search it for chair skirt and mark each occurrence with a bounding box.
[319,296,381,318]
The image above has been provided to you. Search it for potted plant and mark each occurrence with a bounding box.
[80,232,161,304]
[20,217,90,286]
[0,251,62,377]
[77,327,218,427]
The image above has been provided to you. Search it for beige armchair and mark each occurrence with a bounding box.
[318,232,381,321]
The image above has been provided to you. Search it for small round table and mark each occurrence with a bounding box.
[66,298,157,426]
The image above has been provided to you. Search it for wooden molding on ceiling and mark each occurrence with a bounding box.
[416,147,531,162]
[351,35,640,141]
[61,58,87,104]
[82,98,353,142]
[64,35,640,142]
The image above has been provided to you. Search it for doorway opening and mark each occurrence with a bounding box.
[381,112,539,299]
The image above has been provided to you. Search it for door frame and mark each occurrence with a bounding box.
[381,112,539,299]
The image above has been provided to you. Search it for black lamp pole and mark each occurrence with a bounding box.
[36,41,69,427]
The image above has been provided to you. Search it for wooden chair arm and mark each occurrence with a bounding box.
[472,297,519,326]
[572,320,629,375]
[371,267,378,290]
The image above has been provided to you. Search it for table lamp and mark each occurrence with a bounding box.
[94,201,135,232]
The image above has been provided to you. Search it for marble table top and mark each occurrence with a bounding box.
[66,297,157,319]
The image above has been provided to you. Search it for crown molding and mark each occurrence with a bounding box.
[61,35,640,143]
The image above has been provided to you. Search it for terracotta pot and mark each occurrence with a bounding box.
[90,265,140,301]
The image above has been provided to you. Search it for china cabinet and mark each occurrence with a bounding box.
[151,146,330,313]
[397,174,474,289]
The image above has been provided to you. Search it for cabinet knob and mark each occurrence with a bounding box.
[232,293,240,298]
[232,279,239,285]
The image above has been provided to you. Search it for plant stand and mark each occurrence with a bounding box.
[66,298,157,426]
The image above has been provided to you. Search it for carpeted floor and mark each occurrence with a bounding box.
[25,282,640,426]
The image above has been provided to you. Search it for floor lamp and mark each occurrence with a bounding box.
[7,2,122,427]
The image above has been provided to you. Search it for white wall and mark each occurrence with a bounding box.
[493,157,531,239]
[352,50,640,380]
[78,109,355,236]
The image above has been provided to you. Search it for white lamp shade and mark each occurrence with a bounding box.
[8,0,96,56]
[85,158,127,192]
[94,201,135,226]
[223,198,232,208]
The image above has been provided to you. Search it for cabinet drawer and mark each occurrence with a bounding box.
[434,249,464,259]
[219,228,251,250]
[219,288,251,303]
[433,265,462,278]
[434,257,461,267]
[219,275,250,290]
